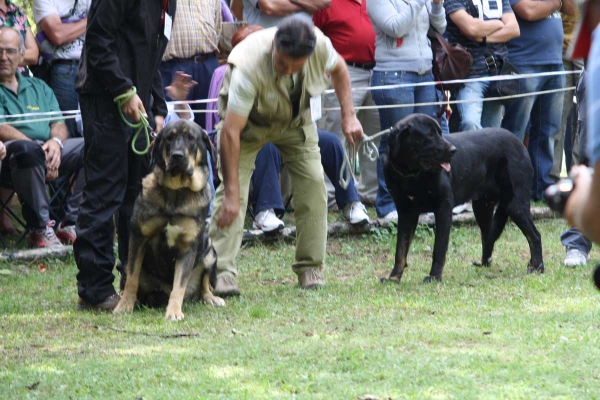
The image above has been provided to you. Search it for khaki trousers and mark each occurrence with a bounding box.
[209,123,327,278]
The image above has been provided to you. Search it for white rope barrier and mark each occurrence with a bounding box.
[0,70,581,126]
[325,86,576,112]
[324,69,582,94]
[0,114,79,126]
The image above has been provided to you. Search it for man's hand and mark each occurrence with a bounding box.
[42,139,61,171]
[165,71,198,102]
[154,115,165,134]
[45,168,59,182]
[0,142,6,161]
[121,89,147,122]
[341,114,365,150]
[217,194,240,229]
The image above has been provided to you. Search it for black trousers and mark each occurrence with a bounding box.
[75,94,151,305]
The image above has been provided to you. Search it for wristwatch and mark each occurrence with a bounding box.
[51,137,64,150]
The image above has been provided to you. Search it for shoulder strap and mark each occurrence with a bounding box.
[68,0,80,18]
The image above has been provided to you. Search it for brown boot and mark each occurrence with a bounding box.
[213,275,241,297]
[298,269,325,289]
[77,293,121,312]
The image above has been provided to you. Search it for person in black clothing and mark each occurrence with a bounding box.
[74,0,177,311]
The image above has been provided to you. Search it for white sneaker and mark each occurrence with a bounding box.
[452,203,469,214]
[343,202,370,225]
[564,247,589,267]
[252,209,284,232]
[383,210,398,222]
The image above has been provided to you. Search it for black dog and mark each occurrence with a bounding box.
[382,114,544,283]
[113,120,224,321]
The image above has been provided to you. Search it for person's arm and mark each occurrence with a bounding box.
[151,71,168,133]
[0,123,32,142]
[216,109,248,229]
[165,72,198,121]
[448,9,504,41]
[368,0,428,38]
[20,27,40,67]
[510,0,562,22]
[294,0,331,14]
[329,55,364,149]
[84,0,135,98]
[254,0,304,16]
[485,12,520,43]
[38,14,87,46]
[231,0,244,20]
[429,0,447,34]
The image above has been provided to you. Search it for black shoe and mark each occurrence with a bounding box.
[77,293,121,312]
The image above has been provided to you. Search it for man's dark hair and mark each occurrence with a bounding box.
[274,15,317,59]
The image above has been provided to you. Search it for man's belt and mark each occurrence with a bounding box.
[346,61,376,70]
[170,52,217,63]
[52,59,79,65]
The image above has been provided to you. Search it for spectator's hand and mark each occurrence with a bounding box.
[42,139,61,171]
[165,72,198,102]
[45,168,59,182]
[0,142,6,160]
[121,89,147,123]
[433,0,443,4]
[564,165,593,228]
[155,115,165,134]
[217,194,240,230]
[341,114,365,150]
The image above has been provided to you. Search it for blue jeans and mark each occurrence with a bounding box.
[251,130,360,215]
[456,77,504,131]
[371,70,437,217]
[160,56,220,129]
[561,227,592,254]
[502,64,565,200]
[50,61,80,138]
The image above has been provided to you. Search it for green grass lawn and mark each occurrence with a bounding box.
[1,217,599,399]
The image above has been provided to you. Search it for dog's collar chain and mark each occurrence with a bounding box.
[391,163,421,178]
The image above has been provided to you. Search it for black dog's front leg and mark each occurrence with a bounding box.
[383,211,419,283]
[426,207,453,282]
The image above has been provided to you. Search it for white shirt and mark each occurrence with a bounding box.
[33,0,92,60]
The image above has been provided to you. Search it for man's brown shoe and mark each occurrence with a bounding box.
[298,269,325,289]
[77,293,121,312]
[213,275,241,297]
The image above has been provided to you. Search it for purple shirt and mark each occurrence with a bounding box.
[221,0,234,22]
[205,65,227,132]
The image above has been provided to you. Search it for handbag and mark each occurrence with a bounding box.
[483,54,520,105]
[429,28,473,91]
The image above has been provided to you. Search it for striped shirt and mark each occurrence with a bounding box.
[162,0,222,60]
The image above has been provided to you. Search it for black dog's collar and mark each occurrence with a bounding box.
[391,163,421,178]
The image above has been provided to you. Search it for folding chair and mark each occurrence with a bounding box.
[0,188,28,249]
[47,171,77,223]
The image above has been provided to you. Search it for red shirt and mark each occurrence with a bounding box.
[312,0,375,65]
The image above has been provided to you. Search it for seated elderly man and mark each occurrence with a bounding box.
[0,26,84,248]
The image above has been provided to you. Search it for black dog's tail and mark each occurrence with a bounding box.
[593,264,600,291]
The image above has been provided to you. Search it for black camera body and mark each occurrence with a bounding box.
[545,178,574,214]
